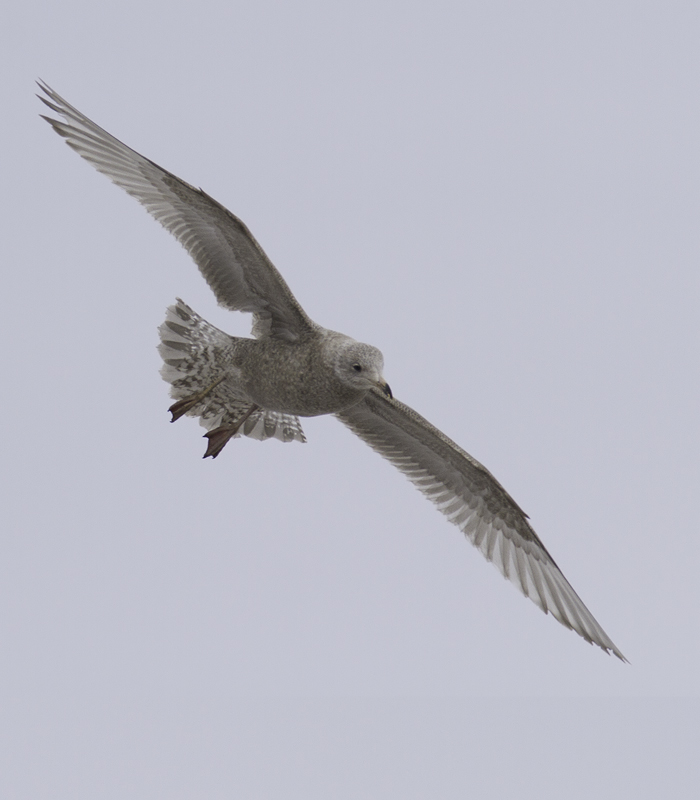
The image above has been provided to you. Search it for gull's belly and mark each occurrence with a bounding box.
[235,340,365,417]
[244,365,364,417]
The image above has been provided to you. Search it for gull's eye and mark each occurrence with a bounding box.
[352,364,362,372]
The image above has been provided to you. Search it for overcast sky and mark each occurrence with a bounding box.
[2,1,699,797]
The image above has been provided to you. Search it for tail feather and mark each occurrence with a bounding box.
[158,299,306,445]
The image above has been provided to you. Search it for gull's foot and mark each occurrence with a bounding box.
[203,425,237,459]
[202,405,259,459]
[168,375,226,422]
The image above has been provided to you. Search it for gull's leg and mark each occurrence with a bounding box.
[168,375,227,422]
[203,405,259,459]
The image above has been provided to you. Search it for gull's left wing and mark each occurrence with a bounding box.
[336,390,626,661]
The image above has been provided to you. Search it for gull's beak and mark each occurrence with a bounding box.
[377,378,393,399]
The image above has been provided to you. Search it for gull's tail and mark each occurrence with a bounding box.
[158,299,307,444]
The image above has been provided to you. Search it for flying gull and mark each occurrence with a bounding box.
[38,82,626,661]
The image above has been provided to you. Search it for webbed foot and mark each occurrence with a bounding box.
[202,405,259,459]
[168,375,226,422]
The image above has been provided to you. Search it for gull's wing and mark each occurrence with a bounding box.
[336,391,626,661]
[38,82,313,341]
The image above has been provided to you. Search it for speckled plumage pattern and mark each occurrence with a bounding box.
[159,300,307,443]
[39,81,626,661]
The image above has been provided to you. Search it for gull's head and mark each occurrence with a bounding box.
[333,339,392,398]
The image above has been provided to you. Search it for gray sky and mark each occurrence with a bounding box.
[3,1,699,797]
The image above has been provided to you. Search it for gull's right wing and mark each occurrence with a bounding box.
[39,82,313,341]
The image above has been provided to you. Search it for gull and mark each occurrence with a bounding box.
[38,82,626,661]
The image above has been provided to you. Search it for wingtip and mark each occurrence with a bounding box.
[36,80,64,118]
[36,78,53,102]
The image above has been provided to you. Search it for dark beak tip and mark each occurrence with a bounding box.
[383,382,393,399]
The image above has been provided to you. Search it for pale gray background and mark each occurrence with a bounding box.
[2,1,698,798]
